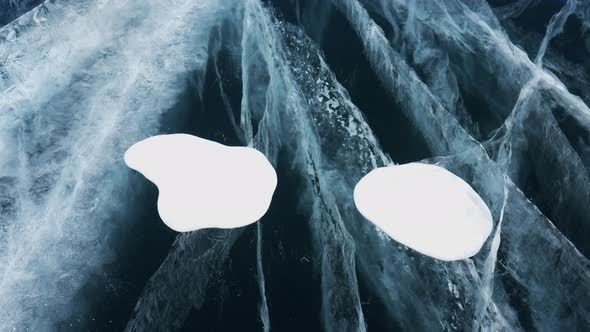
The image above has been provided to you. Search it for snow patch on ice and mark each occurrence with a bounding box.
[124,134,277,232]
[353,163,493,261]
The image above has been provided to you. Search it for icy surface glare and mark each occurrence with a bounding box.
[124,134,277,232]
[354,163,493,261]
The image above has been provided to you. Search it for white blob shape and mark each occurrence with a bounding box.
[124,134,277,232]
[353,163,493,261]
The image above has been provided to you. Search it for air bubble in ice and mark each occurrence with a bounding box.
[124,134,277,232]
[354,163,493,261]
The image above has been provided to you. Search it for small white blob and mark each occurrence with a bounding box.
[124,134,277,232]
[353,163,493,261]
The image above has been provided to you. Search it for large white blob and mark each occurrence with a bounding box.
[124,134,277,232]
[354,163,493,261]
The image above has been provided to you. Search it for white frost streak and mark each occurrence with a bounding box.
[0,0,235,329]
[477,175,509,328]
[535,0,576,67]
